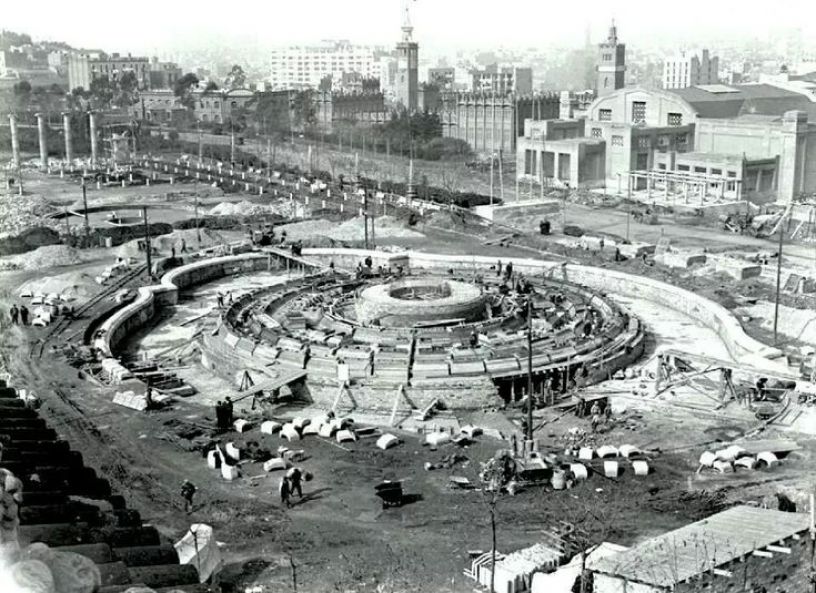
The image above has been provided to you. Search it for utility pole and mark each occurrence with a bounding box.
[489,153,494,207]
[773,213,786,346]
[194,195,201,247]
[498,150,504,202]
[142,206,152,279]
[526,299,534,442]
[364,190,369,249]
[82,178,90,244]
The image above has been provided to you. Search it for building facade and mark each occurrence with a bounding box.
[268,41,379,90]
[68,52,150,91]
[428,67,456,91]
[148,57,182,90]
[515,82,816,202]
[663,49,719,89]
[314,91,388,130]
[596,22,626,97]
[131,88,256,125]
[440,92,558,155]
[471,66,533,95]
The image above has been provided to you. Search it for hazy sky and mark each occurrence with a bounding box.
[4,0,816,55]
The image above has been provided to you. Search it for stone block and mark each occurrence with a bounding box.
[654,252,707,269]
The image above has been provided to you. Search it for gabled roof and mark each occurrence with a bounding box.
[669,83,812,118]
[589,505,810,588]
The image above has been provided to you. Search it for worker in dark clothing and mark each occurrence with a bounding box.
[145,385,154,411]
[215,400,226,430]
[286,467,303,498]
[279,476,292,508]
[497,260,502,277]
[364,255,373,268]
[9,305,19,325]
[224,397,234,426]
[19,305,29,326]
[181,480,196,514]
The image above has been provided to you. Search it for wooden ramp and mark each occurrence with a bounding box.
[236,369,307,396]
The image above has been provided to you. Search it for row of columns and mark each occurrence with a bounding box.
[7,111,98,171]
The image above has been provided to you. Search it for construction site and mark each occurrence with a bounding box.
[1,117,816,593]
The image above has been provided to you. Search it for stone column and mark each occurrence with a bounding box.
[89,111,99,167]
[63,112,73,163]
[8,114,20,170]
[755,169,763,192]
[36,113,48,170]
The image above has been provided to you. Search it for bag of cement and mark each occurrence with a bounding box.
[376,434,400,450]
[260,420,282,435]
[280,424,301,441]
[174,524,223,582]
[220,464,239,481]
[225,442,242,461]
[233,419,252,433]
[263,458,290,472]
[336,429,357,443]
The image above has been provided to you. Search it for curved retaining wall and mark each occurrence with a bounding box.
[94,253,289,357]
[302,248,783,367]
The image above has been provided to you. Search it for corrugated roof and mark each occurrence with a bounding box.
[670,84,812,118]
[589,505,811,587]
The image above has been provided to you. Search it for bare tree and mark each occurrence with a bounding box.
[438,167,462,210]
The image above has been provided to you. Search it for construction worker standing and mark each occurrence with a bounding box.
[181,480,196,514]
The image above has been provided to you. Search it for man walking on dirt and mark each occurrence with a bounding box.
[286,467,304,498]
[19,305,29,326]
[279,476,292,508]
[181,480,196,514]
[9,305,19,325]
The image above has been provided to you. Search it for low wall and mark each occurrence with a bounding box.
[303,248,783,368]
[95,253,287,356]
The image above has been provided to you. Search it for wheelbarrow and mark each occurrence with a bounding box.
[374,480,404,509]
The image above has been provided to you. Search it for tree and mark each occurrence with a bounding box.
[224,64,246,90]
[88,77,114,110]
[174,73,200,111]
[476,452,516,593]
[12,80,32,112]
[290,90,317,132]
[114,71,139,108]
[202,81,219,95]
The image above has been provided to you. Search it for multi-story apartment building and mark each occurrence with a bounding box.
[268,41,379,90]
[471,65,533,95]
[663,49,719,89]
[68,52,150,91]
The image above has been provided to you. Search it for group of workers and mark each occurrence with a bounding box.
[278,466,307,509]
[8,304,30,326]
[214,397,234,431]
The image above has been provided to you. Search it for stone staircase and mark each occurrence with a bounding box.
[0,378,212,592]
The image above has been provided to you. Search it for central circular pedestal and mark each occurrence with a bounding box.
[356,278,486,327]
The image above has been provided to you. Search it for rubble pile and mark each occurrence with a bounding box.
[0,194,58,238]
[327,215,424,241]
[2,244,84,271]
[209,200,292,218]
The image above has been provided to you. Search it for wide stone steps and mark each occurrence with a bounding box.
[0,378,212,591]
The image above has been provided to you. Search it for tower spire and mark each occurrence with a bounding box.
[608,19,618,44]
[401,0,414,42]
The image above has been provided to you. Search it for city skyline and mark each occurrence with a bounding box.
[3,0,816,57]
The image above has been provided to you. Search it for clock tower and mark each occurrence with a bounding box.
[395,1,419,112]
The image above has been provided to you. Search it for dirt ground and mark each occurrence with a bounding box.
[2,162,815,593]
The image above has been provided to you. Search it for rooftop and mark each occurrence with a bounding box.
[589,505,811,588]
[670,83,812,118]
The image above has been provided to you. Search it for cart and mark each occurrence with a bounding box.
[374,480,404,508]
